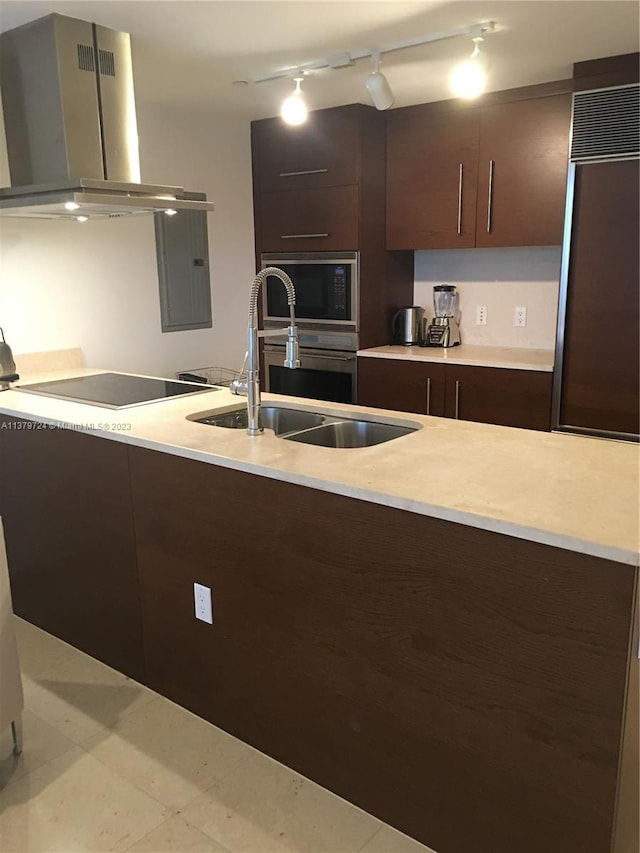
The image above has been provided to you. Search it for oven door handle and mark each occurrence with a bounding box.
[301,353,355,362]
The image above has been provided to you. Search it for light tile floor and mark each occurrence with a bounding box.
[0,618,436,853]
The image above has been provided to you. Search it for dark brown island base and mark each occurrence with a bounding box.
[0,415,637,853]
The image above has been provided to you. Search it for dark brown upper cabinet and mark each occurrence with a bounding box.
[475,95,572,248]
[251,106,360,192]
[258,185,359,254]
[386,110,480,249]
[386,92,572,250]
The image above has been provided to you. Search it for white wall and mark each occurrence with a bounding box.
[414,247,562,349]
[0,101,255,378]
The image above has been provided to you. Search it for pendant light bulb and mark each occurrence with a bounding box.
[365,51,394,111]
[281,77,308,125]
[449,37,487,99]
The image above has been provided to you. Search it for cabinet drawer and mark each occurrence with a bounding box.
[260,186,359,252]
[358,357,446,416]
[252,107,360,192]
[445,366,552,430]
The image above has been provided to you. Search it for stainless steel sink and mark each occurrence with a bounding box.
[285,420,416,448]
[191,404,421,448]
[194,406,325,434]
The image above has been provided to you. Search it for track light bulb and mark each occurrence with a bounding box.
[281,77,308,125]
[450,37,487,99]
[365,52,394,111]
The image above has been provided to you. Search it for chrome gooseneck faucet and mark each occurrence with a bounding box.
[230,267,300,435]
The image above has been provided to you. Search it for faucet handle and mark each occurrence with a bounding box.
[230,351,249,396]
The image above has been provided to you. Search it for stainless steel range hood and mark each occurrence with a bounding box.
[0,14,214,219]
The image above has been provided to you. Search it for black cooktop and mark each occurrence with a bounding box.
[17,372,215,409]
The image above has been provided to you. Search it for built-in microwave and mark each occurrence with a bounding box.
[261,252,358,329]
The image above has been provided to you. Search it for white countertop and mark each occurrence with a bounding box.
[1,367,638,566]
[357,345,555,372]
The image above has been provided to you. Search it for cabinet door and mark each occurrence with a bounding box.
[386,111,479,249]
[0,417,145,681]
[358,357,446,416]
[558,160,640,436]
[475,94,571,247]
[252,106,360,192]
[260,186,359,252]
[445,366,552,430]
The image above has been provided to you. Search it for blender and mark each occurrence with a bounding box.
[423,285,461,347]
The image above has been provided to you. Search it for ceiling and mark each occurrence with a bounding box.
[1,1,638,119]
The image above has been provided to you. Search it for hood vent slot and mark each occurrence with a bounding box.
[77,43,95,72]
[98,49,116,77]
[570,83,639,162]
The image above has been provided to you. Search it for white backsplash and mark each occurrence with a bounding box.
[414,247,562,349]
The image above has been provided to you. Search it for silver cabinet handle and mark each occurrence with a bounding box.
[279,168,329,177]
[280,233,329,239]
[455,380,461,419]
[457,163,463,235]
[486,160,494,233]
[426,377,431,415]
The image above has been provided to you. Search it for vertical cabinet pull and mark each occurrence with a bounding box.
[457,163,463,235]
[426,377,431,415]
[455,380,461,419]
[486,160,494,233]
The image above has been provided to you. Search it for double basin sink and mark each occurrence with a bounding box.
[191,404,421,448]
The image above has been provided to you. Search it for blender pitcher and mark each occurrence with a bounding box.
[433,284,459,318]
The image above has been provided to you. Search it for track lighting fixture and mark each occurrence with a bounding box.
[365,52,394,111]
[280,76,308,126]
[252,20,496,121]
[449,36,487,99]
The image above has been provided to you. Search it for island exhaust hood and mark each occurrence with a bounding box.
[0,13,214,220]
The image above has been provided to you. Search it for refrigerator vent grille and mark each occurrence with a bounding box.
[571,84,639,161]
[76,43,95,72]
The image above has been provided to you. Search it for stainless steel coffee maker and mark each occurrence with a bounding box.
[423,285,461,348]
[0,328,19,390]
[392,306,426,346]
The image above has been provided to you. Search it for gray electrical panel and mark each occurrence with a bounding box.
[154,192,212,332]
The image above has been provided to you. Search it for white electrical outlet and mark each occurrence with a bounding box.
[476,305,487,326]
[515,307,527,327]
[194,582,213,624]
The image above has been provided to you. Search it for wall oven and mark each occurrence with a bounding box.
[263,340,357,405]
[261,252,358,328]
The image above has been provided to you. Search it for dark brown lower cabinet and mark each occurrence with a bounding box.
[358,357,446,416]
[358,357,552,430]
[1,418,636,853]
[445,365,552,429]
[129,444,636,853]
[0,417,145,681]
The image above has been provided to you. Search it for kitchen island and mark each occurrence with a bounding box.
[0,367,638,853]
